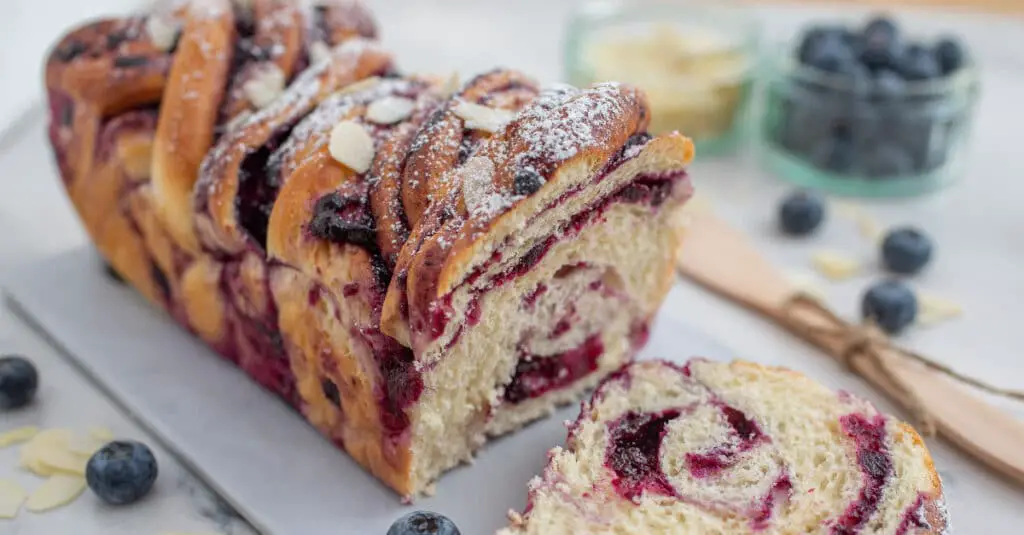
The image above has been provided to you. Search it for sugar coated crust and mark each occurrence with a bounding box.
[44,0,694,498]
[500,359,949,535]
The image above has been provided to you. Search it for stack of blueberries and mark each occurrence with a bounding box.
[767,15,975,179]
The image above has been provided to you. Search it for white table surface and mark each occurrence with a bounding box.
[2,1,1024,534]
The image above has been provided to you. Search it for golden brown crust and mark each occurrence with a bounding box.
[45,0,694,500]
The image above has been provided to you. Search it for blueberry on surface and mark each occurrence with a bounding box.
[861,145,915,178]
[934,37,966,75]
[899,45,941,81]
[862,280,918,335]
[86,440,159,505]
[778,190,826,236]
[0,355,38,410]
[881,227,934,275]
[387,511,461,535]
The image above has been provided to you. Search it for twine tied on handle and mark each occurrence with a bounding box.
[781,292,1024,437]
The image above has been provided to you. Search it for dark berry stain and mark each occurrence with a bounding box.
[502,336,603,404]
[832,413,893,535]
[686,405,766,479]
[606,409,682,501]
[54,40,87,62]
[236,121,299,249]
[321,378,341,408]
[113,55,150,68]
[150,262,171,300]
[105,31,129,50]
[513,169,545,196]
[308,191,378,250]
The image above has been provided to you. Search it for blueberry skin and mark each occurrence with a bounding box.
[778,191,826,236]
[934,37,965,74]
[859,16,902,72]
[861,145,915,178]
[86,441,159,505]
[387,511,461,535]
[805,37,857,75]
[881,227,934,275]
[899,45,941,81]
[862,280,918,335]
[0,356,39,410]
[810,132,856,174]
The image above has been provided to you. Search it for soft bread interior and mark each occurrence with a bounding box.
[406,142,689,494]
[500,360,945,535]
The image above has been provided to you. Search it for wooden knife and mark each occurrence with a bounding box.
[675,207,1024,486]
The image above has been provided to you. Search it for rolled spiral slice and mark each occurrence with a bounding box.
[500,359,950,535]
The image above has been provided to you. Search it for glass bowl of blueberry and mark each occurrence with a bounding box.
[759,14,980,197]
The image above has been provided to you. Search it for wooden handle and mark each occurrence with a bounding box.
[780,302,1024,485]
[677,210,1024,486]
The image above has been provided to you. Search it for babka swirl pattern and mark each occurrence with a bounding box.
[500,360,950,535]
[44,0,695,498]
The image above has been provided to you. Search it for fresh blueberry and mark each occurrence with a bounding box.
[862,280,918,335]
[861,145,914,178]
[804,36,857,74]
[387,511,461,535]
[859,16,902,72]
[934,37,965,75]
[0,355,39,410]
[513,169,545,196]
[810,129,856,173]
[899,45,941,81]
[881,227,933,274]
[86,440,159,505]
[872,69,906,100]
[778,191,826,236]
[798,26,845,64]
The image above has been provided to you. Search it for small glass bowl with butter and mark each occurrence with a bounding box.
[564,0,759,156]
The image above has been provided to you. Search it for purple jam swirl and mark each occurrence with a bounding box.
[686,405,766,479]
[832,413,893,535]
[503,335,604,404]
[605,409,683,501]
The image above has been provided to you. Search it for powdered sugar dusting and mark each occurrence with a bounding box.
[460,156,514,219]
[513,82,627,174]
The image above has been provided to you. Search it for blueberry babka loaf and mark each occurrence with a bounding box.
[44,0,694,497]
[501,360,948,534]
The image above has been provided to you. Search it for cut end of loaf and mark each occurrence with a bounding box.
[500,359,949,535]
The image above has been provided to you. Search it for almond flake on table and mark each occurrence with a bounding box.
[20,429,76,476]
[24,474,87,513]
[917,291,964,327]
[452,100,516,133]
[0,479,27,519]
[810,250,862,281]
[329,121,375,173]
[0,426,39,447]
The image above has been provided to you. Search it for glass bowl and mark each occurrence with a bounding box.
[758,35,981,198]
[564,0,760,156]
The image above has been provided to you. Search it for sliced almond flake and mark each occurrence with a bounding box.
[856,213,883,242]
[452,101,516,133]
[335,76,381,96]
[146,15,180,51]
[309,41,332,65]
[243,64,286,109]
[20,429,75,476]
[0,479,27,519]
[810,250,861,281]
[916,291,964,327]
[328,121,375,174]
[37,444,88,477]
[0,426,39,448]
[786,271,827,303]
[439,71,460,98]
[366,96,415,125]
[25,475,87,513]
